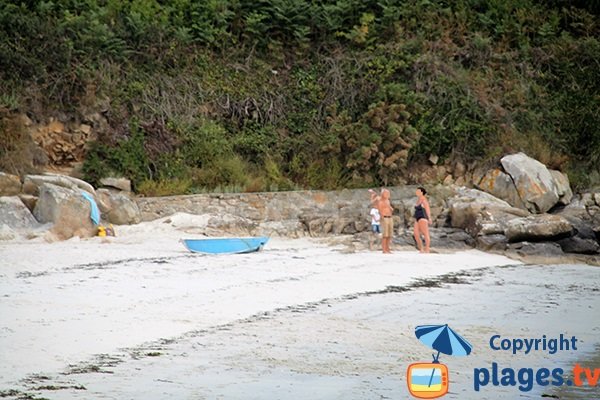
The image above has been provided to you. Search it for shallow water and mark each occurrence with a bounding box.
[3,262,598,399]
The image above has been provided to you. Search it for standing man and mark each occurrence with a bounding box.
[369,188,394,253]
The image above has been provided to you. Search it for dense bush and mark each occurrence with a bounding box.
[1,0,599,192]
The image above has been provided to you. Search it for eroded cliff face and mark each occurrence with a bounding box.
[0,110,108,178]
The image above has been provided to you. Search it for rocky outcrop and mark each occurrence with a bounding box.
[137,187,418,237]
[549,170,573,205]
[0,196,39,229]
[100,177,131,192]
[29,118,95,167]
[34,184,75,223]
[476,168,526,210]
[23,174,95,196]
[504,214,573,242]
[508,241,564,257]
[556,235,600,254]
[554,200,590,222]
[133,182,592,258]
[0,172,22,196]
[95,188,112,214]
[33,183,96,239]
[448,187,528,236]
[471,153,574,215]
[548,197,600,255]
[445,185,600,256]
[500,153,560,213]
[104,192,141,225]
[476,234,508,251]
[0,160,597,257]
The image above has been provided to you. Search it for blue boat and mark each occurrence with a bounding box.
[182,237,269,254]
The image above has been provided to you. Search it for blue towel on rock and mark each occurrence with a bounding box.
[81,191,100,225]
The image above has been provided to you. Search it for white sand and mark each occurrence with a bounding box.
[0,214,518,391]
[60,264,597,400]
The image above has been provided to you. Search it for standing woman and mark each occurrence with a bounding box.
[413,186,432,253]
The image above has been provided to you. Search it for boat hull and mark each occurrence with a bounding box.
[182,237,269,254]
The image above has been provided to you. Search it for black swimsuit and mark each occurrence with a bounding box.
[414,204,427,221]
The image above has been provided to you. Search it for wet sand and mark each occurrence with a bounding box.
[1,220,598,399]
[15,264,597,400]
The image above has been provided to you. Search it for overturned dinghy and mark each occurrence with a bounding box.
[182,237,269,254]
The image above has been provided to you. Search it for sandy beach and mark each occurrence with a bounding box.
[2,1,599,398]
[1,215,599,399]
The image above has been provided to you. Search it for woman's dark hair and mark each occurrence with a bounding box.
[417,186,427,195]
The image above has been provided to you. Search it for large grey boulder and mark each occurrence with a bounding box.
[476,168,526,210]
[23,174,95,196]
[0,172,22,196]
[95,188,112,214]
[550,170,573,206]
[450,186,513,208]
[554,199,590,221]
[33,183,96,239]
[476,234,508,251]
[33,184,73,223]
[430,228,475,249]
[65,186,140,225]
[556,236,600,255]
[500,153,559,213]
[105,192,141,225]
[551,205,591,237]
[550,201,599,254]
[505,214,573,242]
[0,196,39,229]
[100,177,131,192]
[449,187,528,236]
[508,241,564,257]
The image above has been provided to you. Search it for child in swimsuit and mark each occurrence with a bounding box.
[369,206,381,250]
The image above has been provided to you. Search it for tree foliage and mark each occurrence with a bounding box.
[1,0,599,191]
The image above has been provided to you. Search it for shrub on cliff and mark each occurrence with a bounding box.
[1,0,599,191]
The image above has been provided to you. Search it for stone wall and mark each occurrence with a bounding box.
[136,186,440,237]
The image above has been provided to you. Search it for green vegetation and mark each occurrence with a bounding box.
[1,0,599,192]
